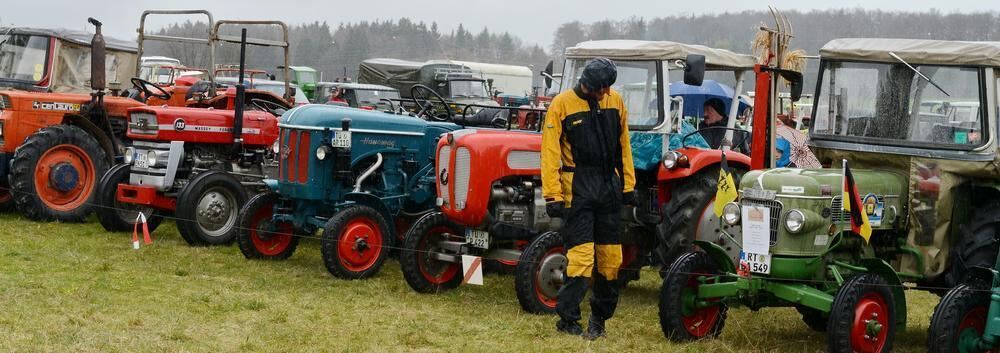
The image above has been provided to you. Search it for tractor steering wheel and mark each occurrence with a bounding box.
[410,84,452,121]
[250,98,288,116]
[131,78,171,101]
[681,126,752,154]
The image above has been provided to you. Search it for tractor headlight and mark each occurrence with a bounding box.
[785,209,806,233]
[722,202,741,225]
[123,147,135,164]
[146,150,158,167]
[663,151,679,169]
[316,145,331,161]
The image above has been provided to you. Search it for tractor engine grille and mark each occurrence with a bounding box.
[830,195,883,223]
[741,197,781,245]
[453,147,471,209]
[278,129,311,184]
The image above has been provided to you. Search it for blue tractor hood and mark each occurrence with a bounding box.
[279,104,440,133]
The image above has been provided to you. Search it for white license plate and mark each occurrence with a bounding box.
[739,251,772,275]
[133,153,148,168]
[331,131,351,148]
[465,229,489,249]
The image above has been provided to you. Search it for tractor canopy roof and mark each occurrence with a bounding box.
[565,40,757,70]
[4,27,138,53]
[820,38,1000,67]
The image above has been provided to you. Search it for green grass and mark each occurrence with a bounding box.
[0,213,939,352]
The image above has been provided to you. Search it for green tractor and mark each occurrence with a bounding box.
[658,38,1000,353]
[279,65,318,101]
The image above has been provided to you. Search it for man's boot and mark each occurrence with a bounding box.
[556,319,583,336]
[583,315,606,340]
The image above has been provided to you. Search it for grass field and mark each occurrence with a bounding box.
[0,213,941,352]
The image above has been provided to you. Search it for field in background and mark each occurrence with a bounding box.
[0,214,938,352]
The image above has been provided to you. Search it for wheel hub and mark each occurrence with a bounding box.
[537,252,567,298]
[354,236,370,252]
[197,196,229,222]
[49,162,80,192]
[863,313,882,342]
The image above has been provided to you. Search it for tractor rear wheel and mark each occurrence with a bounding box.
[96,163,163,232]
[400,212,465,293]
[827,273,896,353]
[321,205,391,279]
[656,167,726,271]
[514,231,565,314]
[927,279,993,353]
[658,251,727,341]
[237,192,300,260]
[176,171,247,246]
[943,201,1000,291]
[10,124,108,221]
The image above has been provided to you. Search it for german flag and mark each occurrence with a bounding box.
[842,159,872,242]
[714,151,738,217]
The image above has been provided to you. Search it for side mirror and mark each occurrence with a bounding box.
[683,54,706,86]
[779,70,804,102]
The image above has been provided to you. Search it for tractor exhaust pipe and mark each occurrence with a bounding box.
[88,18,106,91]
[353,153,383,193]
[232,28,247,154]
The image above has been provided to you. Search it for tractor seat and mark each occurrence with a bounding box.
[459,107,509,127]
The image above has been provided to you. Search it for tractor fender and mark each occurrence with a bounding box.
[858,258,907,330]
[966,265,999,283]
[344,192,397,239]
[62,114,116,163]
[657,148,751,183]
[693,239,736,274]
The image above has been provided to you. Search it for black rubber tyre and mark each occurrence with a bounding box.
[514,231,564,314]
[927,279,992,353]
[796,305,829,332]
[95,163,164,232]
[0,176,15,212]
[943,201,1000,291]
[237,192,300,260]
[175,171,247,246]
[321,205,392,280]
[827,273,896,353]
[10,124,109,221]
[400,212,465,293]
[659,251,727,341]
[656,167,725,270]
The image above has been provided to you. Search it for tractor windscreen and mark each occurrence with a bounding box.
[811,61,985,149]
[0,33,50,84]
[350,89,400,107]
[448,79,489,98]
[563,59,661,130]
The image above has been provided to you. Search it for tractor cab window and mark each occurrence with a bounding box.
[448,79,489,98]
[564,59,662,130]
[812,61,985,149]
[0,33,50,84]
[349,89,400,108]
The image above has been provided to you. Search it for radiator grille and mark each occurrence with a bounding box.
[741,198,781,245]
[280,129,311,184]
[830,195,883,223]
[506,150,541,170]
[454,147,471,209]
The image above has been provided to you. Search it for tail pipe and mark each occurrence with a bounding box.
[87,18,106,91]
[353,153,383,193]
[232,28,248,152]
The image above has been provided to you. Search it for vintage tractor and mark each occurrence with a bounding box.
[929,237,1000,352]
[95,18,294,246]
[658,37,1000,353]
[398,39,766,314]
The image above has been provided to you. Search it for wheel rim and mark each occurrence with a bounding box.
[248,201,293,256]
[680,273,721,337]
[416,226,460,284]
[535,245,566,309]
[850,293,890,353]
[694,196,719,244]
[33,144,95,211]
[337,216,383,272]
[194,186,238,237]
[956,306,995,353]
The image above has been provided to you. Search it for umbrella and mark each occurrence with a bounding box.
[776,121,821,168]
[669,80,751,119]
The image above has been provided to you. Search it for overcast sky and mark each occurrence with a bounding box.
[2,0,996,46]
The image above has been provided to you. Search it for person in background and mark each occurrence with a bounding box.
[700,98,730,149]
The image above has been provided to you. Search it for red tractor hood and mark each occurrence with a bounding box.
[125,106,279,147]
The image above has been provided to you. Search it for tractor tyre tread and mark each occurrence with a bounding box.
[826,273,896,353]
[927,279,990,353]
[514,231,563,315]
[175,171,247,246]
[400,211,465,293]
[236,192,300,260]
[96,163,164,232]
[320,205,391,280]
[658,251,727,341]
[656,167,720,272]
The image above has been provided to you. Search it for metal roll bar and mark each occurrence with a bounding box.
[136,10,215,95]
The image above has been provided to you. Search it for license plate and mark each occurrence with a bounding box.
[465,229,489,249]
[331,131,351,148]
[133,152,148,168]
[739,251,771,275]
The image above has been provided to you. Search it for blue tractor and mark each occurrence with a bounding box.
[235,101,464,279]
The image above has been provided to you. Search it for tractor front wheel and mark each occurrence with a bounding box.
[237,192,300,260]
[927,279,994,353]
[400,212,465,293]
[10,124,108,221]
[514,231,565,314]
[827,273,896,353]
[658,251,727,341]
[175,171,247,246]
[321,205,391,279]
[96,163,163,232]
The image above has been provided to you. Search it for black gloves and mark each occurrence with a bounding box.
[622,191,637,206]
[546,201,565,218]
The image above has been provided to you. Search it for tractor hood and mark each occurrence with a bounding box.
[740,168,907,198]
[279,104,459,133]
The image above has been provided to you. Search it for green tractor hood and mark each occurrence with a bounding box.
[740,168,908,198]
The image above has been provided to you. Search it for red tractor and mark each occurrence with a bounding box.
[95,18,295,246]
[399,39,799,314]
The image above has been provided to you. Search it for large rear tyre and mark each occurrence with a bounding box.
[827,273,896,353]
[656,167,723,270]
[237,192,300,260]
[400,212,465,293]
[321,205,391,279]
[927,279,994,353]
[10,124,108,221]
[943,201,1000,292]
[175,171,247,246]
[514,231,565,314]
[96,163,163,232]
[658,251,727,341]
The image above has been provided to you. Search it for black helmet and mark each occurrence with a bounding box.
[579,57,617,91]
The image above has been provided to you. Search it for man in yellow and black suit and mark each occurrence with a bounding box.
[541,57,636,340]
